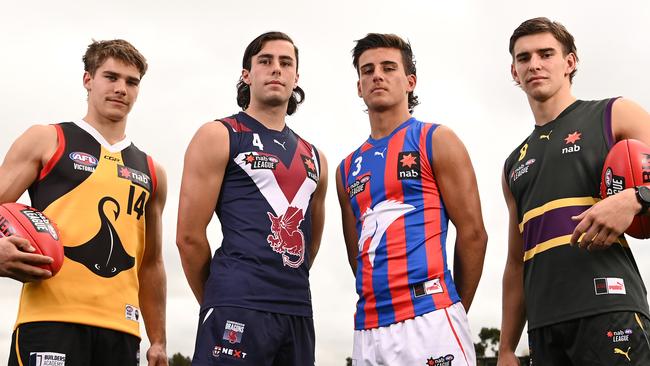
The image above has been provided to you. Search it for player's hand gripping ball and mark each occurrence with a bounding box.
[601,139,650,238]
[0,202,64,275]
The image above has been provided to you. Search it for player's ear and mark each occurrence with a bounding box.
[241,69,251,85]
[357,79,362,98]
[511,63,521,85]
[565,53,577,77]
[83,71,92,91]
[406,74,416,92]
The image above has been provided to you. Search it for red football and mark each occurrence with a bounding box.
[0,202,64,275]
[601,139,650,239]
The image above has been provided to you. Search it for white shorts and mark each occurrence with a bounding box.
[352,302,475,366]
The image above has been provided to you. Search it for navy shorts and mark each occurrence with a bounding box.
[192,306,314,366]
[529,311,650,365]
[9,321,140,366]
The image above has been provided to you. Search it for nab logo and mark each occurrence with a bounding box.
[69,152,98,166]
[562,131,582,154]
[302,155,318,182]
[397,151,421,180]
[348,174,370,198]
[117,165,151,190]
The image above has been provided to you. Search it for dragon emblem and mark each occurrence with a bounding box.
[266,206,305,268]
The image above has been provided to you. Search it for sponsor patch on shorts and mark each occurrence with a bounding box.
[594,277,626,295]
[223,320,245,344]
[29,352,66,366]
[125,304,140,322]
[426,354,454,365]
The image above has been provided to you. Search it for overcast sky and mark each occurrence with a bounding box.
[1,1,650,364]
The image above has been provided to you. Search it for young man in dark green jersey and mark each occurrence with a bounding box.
[499,17,650,365]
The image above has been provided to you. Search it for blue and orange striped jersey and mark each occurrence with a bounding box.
[339,117,461,330]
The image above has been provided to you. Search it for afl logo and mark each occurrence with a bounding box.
[69,152,98,167]
[604,167,613,188]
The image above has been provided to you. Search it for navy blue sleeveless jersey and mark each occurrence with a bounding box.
[202,112,321,317]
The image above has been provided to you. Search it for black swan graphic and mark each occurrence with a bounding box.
[64,197,135,277]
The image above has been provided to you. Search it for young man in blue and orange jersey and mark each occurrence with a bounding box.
[499,17,650,366]
[177,31,327,365]
[336,33,487,366]
[0,39,168,366]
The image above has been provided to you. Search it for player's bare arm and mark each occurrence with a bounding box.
[336,168,359,275]
[139,161,168,366]
[177,121,229,304]
[497,174,525,366]
[307,149,327,269]
[571,98,650,249]
[0,125,59,281]
[430,126,487,311]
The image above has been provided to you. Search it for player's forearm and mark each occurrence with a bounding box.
[176,235,212,304]
[499,261,526,353]
[453,228,487,311]
[138,260,167,346]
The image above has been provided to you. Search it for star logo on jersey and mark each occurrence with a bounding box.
[564,131,581,144]
[400,153,417,168]
[119,166,131,178]
[244,153,256,164]
[302,155,318,182]
[562,131,582,154]
[267,206,306,268]
[397,151,421,180]
[242,152,278,170]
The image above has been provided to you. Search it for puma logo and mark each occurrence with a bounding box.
[273,139,287,150]
[374,148,386,158]
[539,130,553,140]
[614,347,631,362]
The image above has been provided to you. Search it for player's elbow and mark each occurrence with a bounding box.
[458,225,488,253]
[176,230,206,254]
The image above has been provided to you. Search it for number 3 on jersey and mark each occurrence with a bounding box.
[352,156,363,176]
[253,133,264,150]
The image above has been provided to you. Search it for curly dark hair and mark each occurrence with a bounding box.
[236,31,305,116]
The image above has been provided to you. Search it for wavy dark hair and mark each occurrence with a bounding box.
[509,17,579,83]
[236,31,305,116]
[352,33,419,113]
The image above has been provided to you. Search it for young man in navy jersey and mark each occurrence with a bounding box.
[177,32,327,365]
[336,33,487,366]
[499,17,650,365]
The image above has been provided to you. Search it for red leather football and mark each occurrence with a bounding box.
[0,202,64,275]
[601,139,650,239]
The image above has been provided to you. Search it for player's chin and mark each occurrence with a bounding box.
[262,94,291,107]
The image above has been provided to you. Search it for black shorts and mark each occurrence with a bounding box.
[529,311,650,365]
[192,306,315,366]
[9,322,140,366]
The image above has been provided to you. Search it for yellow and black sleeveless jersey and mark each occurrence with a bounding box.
[504,99,649,330]
[17,120,157,337]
